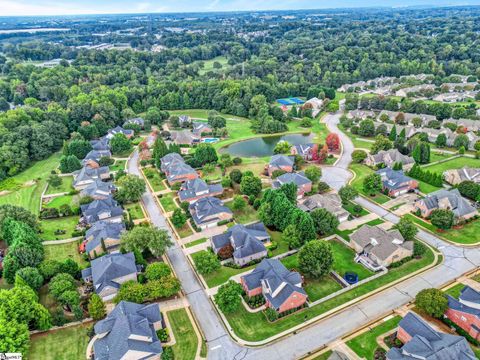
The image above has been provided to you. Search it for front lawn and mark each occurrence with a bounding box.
[40,216,79,241]
[110,159,127,172]
[346,315,402,359]
[225,202,259,224]
[167,308,199,360]
[28,322,91,360]
[175,222,194,238]
[329,240,374,281]
[350,164,391,204]
[223,244,434,341]
[125,202,144,220]
[143,168,166,192]
[343,201,369,217]
[45,176,73,195]
[185,237,207,248]
[158,192,178,212]
[43,241,88,268]
[444,283,465,299]
[422,156,480,175]
[44,195,76,209]
[267,230,290,257]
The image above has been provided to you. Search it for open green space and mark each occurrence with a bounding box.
[201,167,223,182]
[225,202,259,224]
[266,230,290,257]
[167,308,199,360]
[343,201,369,217]
[334,218,385,241]
[44,195,77,209]
[417,180,441,194]
[223,243,434,341]
[158,192,178,212]
[185,237,208,248]
[143,167,167,192]
[429,151,455,164]
[43,241,88,268]
[444,283,465,299]
[28,322,91,360]
[422,156,480,175]
[40,216,79,241]
[110,159,127,172]
[175,222,194,238]
[349,164,391,204]
[45,176,73,195]
[346,315,402,359]
[312,350,333,360]
[125,202,144,220]
[329,240,374,280]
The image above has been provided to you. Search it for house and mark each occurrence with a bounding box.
[298,193,349,222]
[166,162,198,185]
[445,118,480,132]
[425,128,455,145]
[414,188,477,221]
[376,168,418,197]
[189,196,233,229]
[267,155,295,176]
[160,153,184,173]
[73,166,110,190]
[124,117,145,128]
[290,143,315,160]
[444,167,480,185]
[90,138,110,151]
[83,221,125,258]
[348,110,375,120]
[395,84,435,97]
[81,252,139,301]
[441,82,478,92]
[272,172,312,199]
[83,150,112,168]
[350,225,413,271]
[171,130,199,145]
[192,122,213,136]
[92,301,163,359]
[178,115,191,126]
[80,180,116,200]
[178,178,223,203]
[211,223,270,266]
[365,149,415,170]
[374,123,417,139]
[106,126,134,140]
[446,286,480,341]
[80,196,124,225]
[433,91,477,103]
[241,258,308,313]
[387,312,476,360]
[303,97,324,117]
[377,111,436,126]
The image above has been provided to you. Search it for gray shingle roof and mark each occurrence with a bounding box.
[387,312,476,360]
[189,196,232,226]
[178,178,223,202]
[376,168,414,190]
[108,126,134,138]
[93,301,162,360]
[420,188,476,217]
[293,143,314,156]
[82,252,137,294]
[80,196,124,224]
[371,149,414,167]
[80,180,115,199]
[192,122,212,135]
[160,153,184,172]
[171,130,198,145]
[124,117,145,127]
[73,166,110,187]
[166,162,198,182]
[85,221,125,253]
[269,154,294,168]
[272,172,312,189]
[83,150,112,162]
[298,193,349,220]
[90,138,110,151]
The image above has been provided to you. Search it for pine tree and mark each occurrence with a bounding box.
[389,126,397,141]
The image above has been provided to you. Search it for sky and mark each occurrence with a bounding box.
[2,0,480,16]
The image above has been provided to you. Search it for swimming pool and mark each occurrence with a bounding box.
[202,137,219,143]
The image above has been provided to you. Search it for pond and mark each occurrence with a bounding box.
[220,133,313,158]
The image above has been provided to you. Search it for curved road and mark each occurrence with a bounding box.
[128,124,480,360]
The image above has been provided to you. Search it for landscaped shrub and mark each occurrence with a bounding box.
[243,294,266,309]
[265,307,279,322]
[161,346,174,360]
[156,328,169,342]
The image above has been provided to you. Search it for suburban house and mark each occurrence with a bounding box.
[377,110,436,127]
[80,179,116,200]
[80,196,124,225]
[189,196,233,229]
[106,126,134,140]
[83,221,125,258]
[348,110,375,120]
[272,172,312,199]
[446,118,480,132]
[290,143,315,160]
[165,162,198,185]
[425,128,455,145]
[241,258,308,313]
[73,166,110,190]
[395,84,435,97]
[171,130,199,145]
[123,117,145,128]
[178,178,223,203]
[365,149,415,170]
[444,167,480,185]
[446,285,480,341]
[90,138,110,151]
[178,115,191,126]
[414,188,477,221]
[81,252,139,301]
[92,301,163,359]
[160,153,184,173]
[83,150,112,168]
[374,123,417,139]
[387,312,476,360]
[267,155,295,176]
[298,193,350,223]
[350,225,413,271]
[211,223,270,266]
[303,97,324,117]
[192,122,213,136]
[376,168,418,197]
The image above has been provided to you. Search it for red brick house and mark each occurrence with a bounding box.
[290,143,315,161]
[240,258,307,313]
[272,172,312,199]
[446,286,480,341]
[267,155,295,176]
[376,168,418,198]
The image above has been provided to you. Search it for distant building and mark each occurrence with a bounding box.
[189,196,232,229]
[376,168,418,197]
[348,109,376,120]
[444,167,480,185]
[298,193,349,223]
[83,150,112,168]
[160,153,184,173]
[414,188,477,221]
[267,155,295,176]
[123,117,145,128]
[192,122,213,137]
[171,130,199,146]
[106,126,134,140]
[272,172,312,199]
[90,138,110,151]
[178,115,191,126]
[365,149,415,171]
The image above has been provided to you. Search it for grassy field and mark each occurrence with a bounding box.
[143,167,167,192]
[225,202,259,224]
[343,200,370,217]
[167,308,199,360]
[28,322,91,360]
[110,159,127,172]
[198,56,229,75]
[266,230,290,257]
[330,240,374,281]
[224,244,434,341]
[185,237,207,248]
[175,222,194,238]
[429,151,455,163]
[125,202,144,220]
[159,192,178,212]
[40,216,79,241]
[43,241,88,268]
[417,180,441,194]
[346,315,402,359]
[0,152,62,214]
[422,156,480,175]
[349,164,391,204]
[45,176,73,195]
[44,195,77,209]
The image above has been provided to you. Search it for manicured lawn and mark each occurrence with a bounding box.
[346,315,402,359]
[338,125,374,150]
[312,350,333,360]
[43,241,88,268]
[167,308,198,360]
[159,192,178,212]
[201,167,223,182]
[110,159,127,172]
[417,180,441,194]
[343,200,369,217]
[45,176,73,195]
[230,161,268,177]
[198,56,229,75]
[224,244,434,341]
[349,164,391,204]
[40,216,79,241]
[444,283,465,299]
[44,195,76,209]
[0,152,62,214]
[329,240,374,281]
[169,109,246,122]
[28,322,91,360]
[225,202,259,224]
[143,167,167,192]
[429,151,454,163]
[334,218,385,241]
[185,237,207,248]
[422,156,480,175]
[125,202,144,220]
[267,230,290,257]
[175,222,194,238]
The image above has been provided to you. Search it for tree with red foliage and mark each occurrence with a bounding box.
[326,133,340,152]
[311,144,319,161]
[218,245,234,260]
[318,144,328,164]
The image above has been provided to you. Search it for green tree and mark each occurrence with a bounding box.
[389,126,397,141]
[430,209,454,230]
[214,280,243,313]
[394,218,418,241]
[273,140,292,154]
[358,119,375,137]
[371,135,393,155]
[115,175,146,203]
[232,195,247,211]
[435,133,447,148]
[194,143,218,166]
[339,185,358,203]
[152,138,169,168]
[114,280,146,304]
[63,139,92,159]
[280,183,298,204]
[310,209,339,236]
[59,155,82,173]
[47,174,62,188]
[298,241,334,279]
[415,288,448,318]
[454,134,470,150]
[145,262,172,281]
[88,294,106,320]
[0,319,30,354]
[240,174,262,197]
[121,226,173,257]
[15,267,44,290]
[192,251,220,275]
[363,173,382,195]
[110,133,132,155]
[351,150,367,163]
[283,224,302,249]
[229,169,243,184]
[171,208,187,228]
[304,166,322,183]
